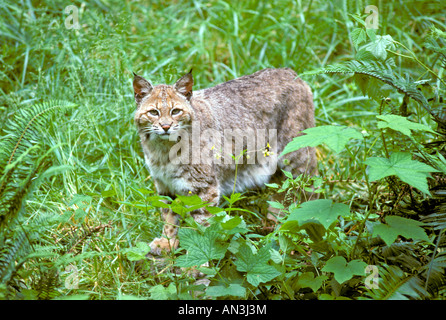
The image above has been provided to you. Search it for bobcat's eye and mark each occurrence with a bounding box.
[171,109,182,116]
[148,110,159,116]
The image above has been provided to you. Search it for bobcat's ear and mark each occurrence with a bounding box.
[174,69,193,100]
[133,73,153,104]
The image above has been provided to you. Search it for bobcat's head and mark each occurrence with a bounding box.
[133,70,194,141]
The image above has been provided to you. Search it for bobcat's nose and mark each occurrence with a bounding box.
[161,123,171,133]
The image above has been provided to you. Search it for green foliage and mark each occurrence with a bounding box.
[0,100,76,228]
[281,125,363,156]
[285,199,351,229]
[365,152,438,195]
[233,243,281,287]
[366,265,429,300]
[1,0,445,301]
[0,100,76,299]
[279,4,446,300]
[321,256,367,284]
[372,216,430,246]
[206,283,246,298]
[175,227,229,268]
[377,115,437,137]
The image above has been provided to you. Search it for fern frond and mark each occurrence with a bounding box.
[366,264,429,300]
[0,100,76,229]
[302,60,432,114]
[35,266,61,300]
[0,230,30,286]
[423,248,446,296]
[0,100,76,168]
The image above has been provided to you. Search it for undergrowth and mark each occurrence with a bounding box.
[1,0,445,300]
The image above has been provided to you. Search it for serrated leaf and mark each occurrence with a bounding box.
[286,199,351,229]
[365,152,438,194]
[372,216,430,246]
[351,28,367,50]
[125,242,150,261]
[266,201,284,210]
[377,114,436,137]
[366,28,376,42]
[321,256,367,284]
[281,125,363,156]
[234,243,281,286]
[363,35,395,60]
[175,228,228,267]
[214,213,249,235]
[172,194,209,216]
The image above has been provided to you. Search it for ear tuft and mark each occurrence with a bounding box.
[174,70,193,100]
[133,74,153,104]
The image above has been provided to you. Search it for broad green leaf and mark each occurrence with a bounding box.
[366,28,376,42]
[149,283,177,300]
[281,125,363,156]
[234,243,281,287]
[363,34,395,60]
[286,199,351,229]
[279,220,301,233]
[211,212,249,234]
[266,201,285,210]
[221,215,242,229]
[175,194,204,206]
[373,216,430,246]
[377,114,436,137]
[206,284,246,298]
[221,215,249,234]
[365,152,438,195]
[125,242,150,261]
[321,256,367,284]
[298,272,328,292]
[351,28,367,49]
[175,228,228,267]
[301,222,326,243]
[269,248,283,264]
[172,194,209,216]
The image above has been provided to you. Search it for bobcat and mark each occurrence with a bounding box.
[133,68,317,255]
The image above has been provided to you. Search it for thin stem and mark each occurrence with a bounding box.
[388,40,446,87]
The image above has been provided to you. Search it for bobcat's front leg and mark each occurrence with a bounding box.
[149,207,180,256]
[149,180,220,256]
[191,185,220,226]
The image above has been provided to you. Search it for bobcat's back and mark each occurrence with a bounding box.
[190,68,316,194]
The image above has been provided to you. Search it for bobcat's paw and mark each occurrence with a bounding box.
[149,237,179,256]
